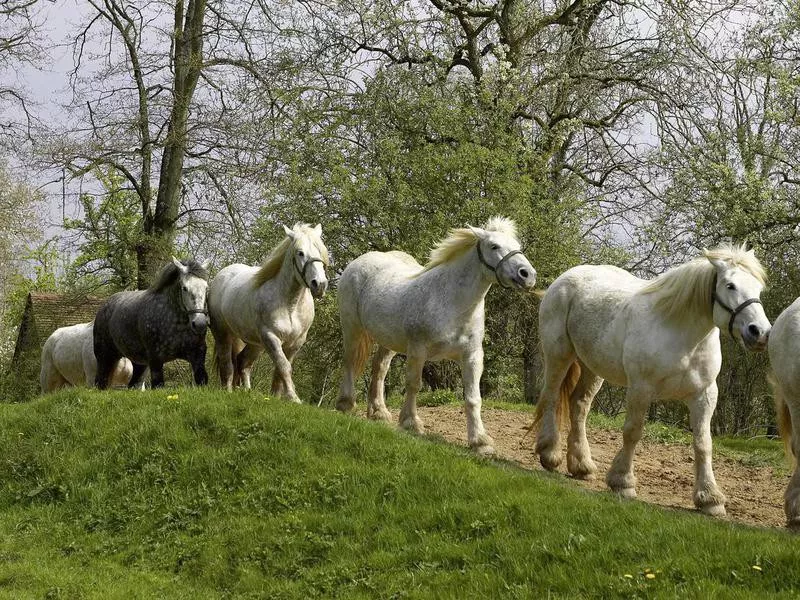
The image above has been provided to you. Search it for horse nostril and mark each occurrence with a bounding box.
[519,268,529,279]
[747,324,761,338]
[310,279,318,289]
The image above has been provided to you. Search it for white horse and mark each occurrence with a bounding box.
[767,298,800,526]
[336,216,537,455]
[208,223,329,400]
[40,322,134,392]
[534,244,770,516]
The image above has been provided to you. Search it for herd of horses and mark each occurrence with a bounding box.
[35,218,800,527]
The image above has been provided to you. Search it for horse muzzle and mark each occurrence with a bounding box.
[513,267,537,292]
[310,278,328,299]
[741,323,770,352]
[189,312,209,334]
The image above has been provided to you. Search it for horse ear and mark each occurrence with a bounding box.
[282,224,296,239]
[703,250,729,271]
[313,223,322,236]
[171,256,188,273]
[467,225,485,239]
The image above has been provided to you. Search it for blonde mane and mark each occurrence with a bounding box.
[419,216,518,274]
[639,243,766,321]
[252,223,329,288]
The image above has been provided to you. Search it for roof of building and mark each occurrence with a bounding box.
[12,292,108,363]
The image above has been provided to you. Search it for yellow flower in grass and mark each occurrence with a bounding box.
[166,394,179,401]
[752,565,763,572]
[645,573,656,580]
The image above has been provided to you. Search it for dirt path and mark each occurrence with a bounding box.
[410,405,789,529]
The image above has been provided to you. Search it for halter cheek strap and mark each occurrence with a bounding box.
[476,243,524,289]
[294,256,326,289]
[711,274,762,339]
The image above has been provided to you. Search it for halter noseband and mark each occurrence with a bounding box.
[476,242,524,289]
[711,273,761,339]
[294,255,326,289]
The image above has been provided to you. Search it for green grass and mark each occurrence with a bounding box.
[0,389,798,598]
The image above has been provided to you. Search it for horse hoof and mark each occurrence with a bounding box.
[335,399,355,413]
[537,450,563,472]
[567,457,598,480]
[368,409,393,423]
[473,444,495,457]
[400,417,424,435]
[700,503,726,517]
[614,487,637,500]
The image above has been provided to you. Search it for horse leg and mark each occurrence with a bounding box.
[783,388,800,527]
[41,361,67,393]
[367,346,395,422]
[687,383,726,516]
[213,333,236,391]
[189,347,209,386]
[261,330,300,403]
[461,348,494,455]
[606,386,650,499]
[128,363,148,390]
[566,363,604,480]
[230,339,245,388]
[95,351,121,390]
[337,325,371,413]
[398,350,425,434]
[149,361,166,388]
[534,357,577,471]
[236,343,262,390]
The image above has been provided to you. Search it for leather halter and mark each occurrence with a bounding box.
[294,255,326,289]
[711,273,761,339]
[476,242,524,289]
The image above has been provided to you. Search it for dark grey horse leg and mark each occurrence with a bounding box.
[95,351,121,390]
[189,347,209,386]
[149,362,166,388]
[128,363,148,389]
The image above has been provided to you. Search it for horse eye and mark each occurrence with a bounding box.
[298,250,305,257]
[490,244,500,251]
[726,283,736,291]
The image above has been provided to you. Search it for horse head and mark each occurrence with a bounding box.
[468,217,536,291]
[706,248,771,352]
[283,224,329,299]
[171,256,210,334]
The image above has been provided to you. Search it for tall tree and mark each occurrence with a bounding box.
[44,0,212,287]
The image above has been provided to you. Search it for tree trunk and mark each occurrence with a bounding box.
[138,0,207,287]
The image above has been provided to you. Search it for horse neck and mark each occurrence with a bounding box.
[421,248,493,313]
[275,248,307,306]
[657,294,717,347]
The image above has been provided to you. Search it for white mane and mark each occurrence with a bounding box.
[639,243,766,321]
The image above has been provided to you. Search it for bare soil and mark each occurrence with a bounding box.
[406,405,790,529]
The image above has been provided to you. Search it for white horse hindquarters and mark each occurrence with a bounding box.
[768,298,800,526]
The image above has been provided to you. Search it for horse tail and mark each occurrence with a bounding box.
[770,372,795,465]
[350,330,373,378]
[533,361,581,432]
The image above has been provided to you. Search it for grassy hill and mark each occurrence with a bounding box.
[0,389,798,599]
